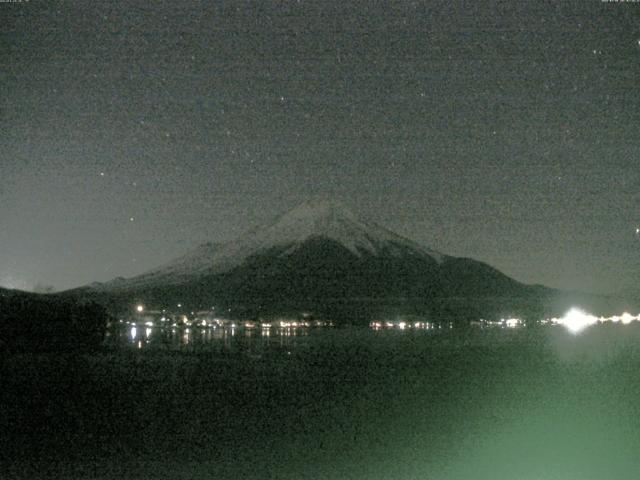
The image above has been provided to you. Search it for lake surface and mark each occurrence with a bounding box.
[105,322,449,355]
[3,323,640,479]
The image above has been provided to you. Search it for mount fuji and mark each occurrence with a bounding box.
[96,200,446,289]
[75,200,557,321]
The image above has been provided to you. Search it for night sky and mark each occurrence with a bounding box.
[1,1,639,294]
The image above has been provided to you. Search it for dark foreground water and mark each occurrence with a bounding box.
[3,324,640,479]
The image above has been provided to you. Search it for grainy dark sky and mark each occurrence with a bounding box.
[1,0,639,294]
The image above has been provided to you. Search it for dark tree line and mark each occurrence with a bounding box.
[0,290,109,353]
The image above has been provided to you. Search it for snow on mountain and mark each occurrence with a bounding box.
[242,200,444,260]
[94,200,445,290]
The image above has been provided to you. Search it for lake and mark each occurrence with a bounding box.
[2,323,640,479]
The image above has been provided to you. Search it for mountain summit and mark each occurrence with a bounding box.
[245,200,444,261]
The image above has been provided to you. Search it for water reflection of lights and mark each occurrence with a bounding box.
[281,327,292,337]
[113,322,324,351]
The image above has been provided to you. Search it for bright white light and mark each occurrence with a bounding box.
[561,308,597,334]
[130,326,137,340]
[505,318,521,328]
[620,312,635,325]
[136,305,144,313]
[542,311,640,327]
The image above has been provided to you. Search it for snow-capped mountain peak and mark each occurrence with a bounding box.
[95,201,444,290]
[255,200,442,260]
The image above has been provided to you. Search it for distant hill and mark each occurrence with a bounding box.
[67,201,635,323]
